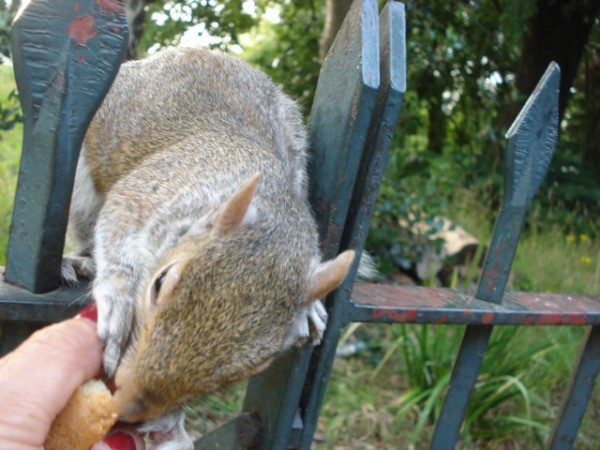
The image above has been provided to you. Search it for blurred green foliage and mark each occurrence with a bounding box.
[0,89,21,133]
[140,0,257,52]
[2,0,598,273]
[133,0,599,273]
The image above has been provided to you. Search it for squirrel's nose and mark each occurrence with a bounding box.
[113,384,144,422]
[113,364,149,423]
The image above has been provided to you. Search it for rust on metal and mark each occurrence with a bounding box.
[350,282,600,326]
[68,15,97,45]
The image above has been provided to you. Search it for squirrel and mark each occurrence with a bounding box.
[62,46,355,449]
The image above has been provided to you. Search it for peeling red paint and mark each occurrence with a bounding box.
[97,0,125,14]
[568,314,589,326]
[435,314,449,324]
[406,309,418,320]
[536,314,563,325]
[484,265,501,293]
[372,308,417,323]
[68,16,96,46]
[481,312,494,324]
[74,3,81,12]
[77,55,85,63]
[352,282,600,326]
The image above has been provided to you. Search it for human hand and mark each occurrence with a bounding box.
[0,304,145,449]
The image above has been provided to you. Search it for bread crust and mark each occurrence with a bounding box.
[44,379,118,450]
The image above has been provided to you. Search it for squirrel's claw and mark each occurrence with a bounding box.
[307,300,328,344]
[281,300,328,351]
[60,255,96,286]
[95,285,135,377]
[60,261,79,287]
[102,342,122,378]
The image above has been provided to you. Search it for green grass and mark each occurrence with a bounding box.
[316,327,597,448]
[1,63,599,448]
[0,62,22,266]
[450,187,600,296]
[314,188,599,449]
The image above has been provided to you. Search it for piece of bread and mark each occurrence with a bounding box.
[44,379,119,450]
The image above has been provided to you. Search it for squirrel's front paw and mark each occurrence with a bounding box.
[99,317,132,377]
[101,335,125,378]
[95,285,135,376]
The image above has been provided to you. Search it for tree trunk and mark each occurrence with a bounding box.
[495,0,600,172]
[8,0,20,18]
[581,51,600,175]
[416,70,446,155]
[1,0,20,58]
[319,0,353,60]
[124,0,147,59]
[504,0,600,125]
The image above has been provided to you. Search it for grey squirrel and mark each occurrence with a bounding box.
[63,46,355,448]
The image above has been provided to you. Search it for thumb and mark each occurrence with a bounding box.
[0,311,102,447]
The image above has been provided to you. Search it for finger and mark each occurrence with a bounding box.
[0,315,103,448]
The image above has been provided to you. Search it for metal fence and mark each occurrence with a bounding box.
[1,0,598,449]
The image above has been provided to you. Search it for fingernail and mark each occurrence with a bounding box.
[102,431,138,450]
[75,303,98,322]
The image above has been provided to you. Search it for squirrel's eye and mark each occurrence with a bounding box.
[150,269,169,304]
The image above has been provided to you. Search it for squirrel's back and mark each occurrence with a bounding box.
[84,46,308,196]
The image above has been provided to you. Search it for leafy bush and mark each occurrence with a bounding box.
[0,89,22,133]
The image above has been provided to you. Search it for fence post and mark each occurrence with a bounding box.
[297,3,406,448]
[5,0,128,293]
[429,62,560,449]
[548,326,600,449]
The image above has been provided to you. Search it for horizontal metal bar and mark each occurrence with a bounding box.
[0,321,42,355]
[0,277,91,323]
[349,282,600,326]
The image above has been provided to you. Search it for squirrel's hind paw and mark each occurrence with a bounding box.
[281,301,328,351]
[307,300,328,344]
[139,409,193,450]
[60,256,96,286]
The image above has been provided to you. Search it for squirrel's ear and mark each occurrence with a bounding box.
[147,261,183,308]
[214,172,261,236]
[306,250,355,302]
